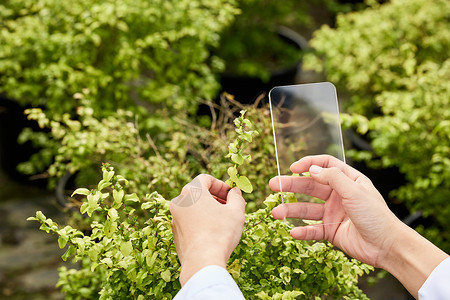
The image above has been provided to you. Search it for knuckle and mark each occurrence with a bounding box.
[303,178,315,195]
[194,173,209,183]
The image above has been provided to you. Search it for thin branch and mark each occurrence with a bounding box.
[146,133,162,160]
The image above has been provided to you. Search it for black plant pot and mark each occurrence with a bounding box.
[218,27,308,105]
[0,96,46,185]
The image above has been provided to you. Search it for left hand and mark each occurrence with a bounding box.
[170,174,246,286]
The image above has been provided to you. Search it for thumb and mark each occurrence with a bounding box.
[226,187,246,212]
[309,165,360,200]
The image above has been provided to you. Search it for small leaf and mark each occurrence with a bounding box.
[113,189,124,208]
[231,153,244,165]
[100,257,113,268]
[58,236,69,249]
[125,193,139,202]
[116,175,128,184]
[227,166,238,181]
[225,179,233,188]
[241,132,253,142]
[98,179,112,191]
[71,188,90,197]
[120,240,133,257]
[35,211,46,222]
[61,245,76,261]
[80,203,88,215]
[146,252,158,267]
[228,142,237,153]
[103,169,114,182]
[236,175,253,193]
[161,269,171,282]
[108,208,118,221]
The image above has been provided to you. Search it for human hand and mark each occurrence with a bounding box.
[170,174,246,286]
[269,155,403,269]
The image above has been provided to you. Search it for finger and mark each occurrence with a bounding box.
[269,176,332,200]
[290,155,365,182]
[272,203,324,220]
[193,174,229,200]
[212,195,227,204]
[308,165,362,200]
[290,225,325,241]
[226,187,246,212]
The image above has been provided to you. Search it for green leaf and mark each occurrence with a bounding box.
[101,257,113,268]
[98,179,112,191]
[231,153,244,165]
[103,169,114,182]
[227,166,238,181]
[236,175,253,193]
[120,240,133,257]
[241,132,253,142]
[71,188,90,197]
[35,211,46,222]
[125,193,139,202]
[80,203,88,215]
[108,208,118,221]
[228,142,237,153]
[225,179,234,188]
[61,245,76,262]
[58,236,69,249]
[146,252,158,267]
[87,193,100,216]
[160,269,171,282]
[113,189,124,208]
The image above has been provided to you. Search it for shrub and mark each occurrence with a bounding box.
[28,111,371,299]
[305,0,450,250]
[215,0,355,81]
[18,93,275,202]
[0,0,238,116]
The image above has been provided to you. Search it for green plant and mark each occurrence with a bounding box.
[305,0,450,250]
[215,0,354,81]
[225,110,259,193]
[28,110,372,299]
[18,92,197,197]
[305,0,449,116]
[19,93,278,208]
[0,0,238,117]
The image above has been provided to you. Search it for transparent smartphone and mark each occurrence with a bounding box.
[268,82,345,226]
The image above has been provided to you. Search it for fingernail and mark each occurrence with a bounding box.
[309,165,322,175]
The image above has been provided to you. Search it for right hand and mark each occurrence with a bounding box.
[269,155,404,269]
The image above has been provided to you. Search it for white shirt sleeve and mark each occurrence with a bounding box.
[418,257,450,300]
[173,265,245,300]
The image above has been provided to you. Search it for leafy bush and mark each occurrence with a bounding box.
[306,0,449,115]
[19,93,278,210]
[28,111,371,299]
[0,0,238,116]
[215,0,354,81]
[305,0,450,250]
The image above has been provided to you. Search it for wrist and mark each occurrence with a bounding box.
[380,221,448,298]
[179,244,228,286]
